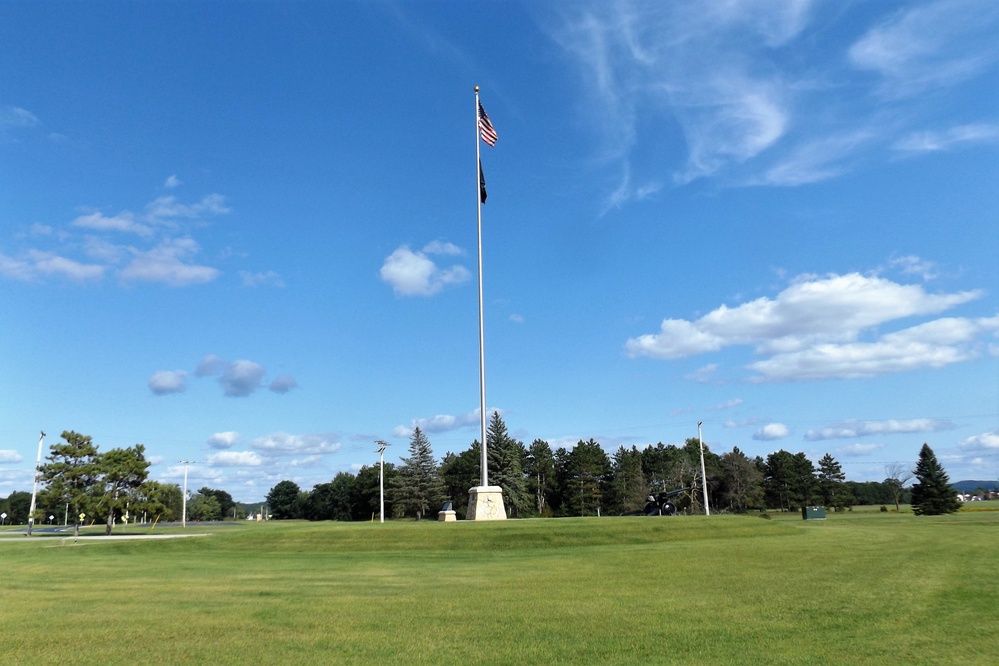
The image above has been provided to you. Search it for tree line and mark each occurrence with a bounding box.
[3,425,960,532]
[1,430,246,535]
[263,412,961,521]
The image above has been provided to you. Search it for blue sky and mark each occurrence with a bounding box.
[2,0,997,502]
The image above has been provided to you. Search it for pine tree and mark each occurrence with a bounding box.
[910,443,961,516]
[524,439,555,516]
[608,445,648,515]
[392,427,444,520]
[817,453,853,511]
[486,412,530,517]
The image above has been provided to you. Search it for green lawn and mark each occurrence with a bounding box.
[2,511,996,665]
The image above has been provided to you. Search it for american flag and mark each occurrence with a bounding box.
[478,101,497,147]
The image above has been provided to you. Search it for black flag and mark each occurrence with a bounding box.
[479,158,487,204]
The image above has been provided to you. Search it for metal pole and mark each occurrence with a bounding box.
[180,460,192,528]
[376,440,389,523]
[27,431,45,537]
[475,86,488,488]
[698,421,710,516]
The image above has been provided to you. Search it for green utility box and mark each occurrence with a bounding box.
[802,506,826,520]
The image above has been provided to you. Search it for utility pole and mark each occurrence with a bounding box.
[27,431,45,537]
[698,421,710,516]
[180,460,194,528]
[376,441,389,524]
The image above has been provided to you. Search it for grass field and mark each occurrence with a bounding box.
[2,510,996,665]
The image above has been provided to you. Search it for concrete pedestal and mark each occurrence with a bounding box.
[466,486,507,521]
[438,510,457,522]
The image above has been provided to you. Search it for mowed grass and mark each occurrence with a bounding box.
[2,511,996,665]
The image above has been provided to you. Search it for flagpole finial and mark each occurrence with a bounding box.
[474,85,479,92]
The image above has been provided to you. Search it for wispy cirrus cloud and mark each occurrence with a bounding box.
[543,0,999,207]
[848,0,999,98]
[626,266,996,382]
[893,123,999,153]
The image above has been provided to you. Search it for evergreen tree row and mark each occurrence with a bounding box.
[262,414,963,520]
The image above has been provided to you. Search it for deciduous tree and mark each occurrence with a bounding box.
[266,480,304,519]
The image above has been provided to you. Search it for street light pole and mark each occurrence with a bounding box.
[698,421,710,516]
[27,431,45,537]
[376,441,389,524]
[180,460,193,528]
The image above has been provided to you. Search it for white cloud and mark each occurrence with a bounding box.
[1,189,231,288]
[219,360,266,397]
[72,210,151,236]
[393,408,489,438]
[960,431,999,451]
[0,450,23,464]
[208,432,240,449]
[239,270,284,288]
[145,194,230,220]
[380,243,470,296]
[888,255,939,281]
[753,423,790,441]
[893,123,999,152]
[148,370,188,395]
[626,270,993,382]
[119,237,220,286]
[164,175,181,188]
[837,443,883,457]
[206,451,263,467]
[250,432,341,456]
[0,106,40,128]
[195,355,226,377]
[710,398,744,411]
[0,250,105,282]
[756,131,873,186]
[268,375,298,394]
[749,316,998,381]
[684,364,719,383]
[806,418,953,441]
[848,0,999,98]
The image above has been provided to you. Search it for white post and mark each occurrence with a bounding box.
[27,431,45,537]
[180,460,193,528]
[698,421,710,516]
[475,86,488,487]
[376,440,389,524]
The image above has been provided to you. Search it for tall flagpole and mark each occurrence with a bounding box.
[475,85,488,488]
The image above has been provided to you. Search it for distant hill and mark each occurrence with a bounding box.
[952,480,998,492]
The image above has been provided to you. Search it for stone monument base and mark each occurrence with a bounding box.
[466,486,507,521]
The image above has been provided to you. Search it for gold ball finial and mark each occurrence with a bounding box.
[474,86,480,92]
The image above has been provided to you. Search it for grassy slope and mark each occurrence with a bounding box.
[2,511,996,665]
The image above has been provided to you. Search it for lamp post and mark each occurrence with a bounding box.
[698,421,710,516]
[375,441,389,524]
[27,431,45,537]
[180,460,194,528]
